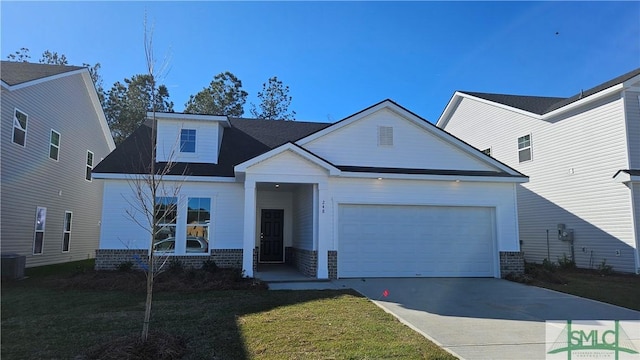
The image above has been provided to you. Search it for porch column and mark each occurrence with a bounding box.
[242,179,256,277]
[316,182,329,279]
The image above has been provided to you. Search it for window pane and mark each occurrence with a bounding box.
[87,151,93,166]
[33,232,44,254]
[519,148,531,162]
[155,197,178,224]
[180,129,196,153]
[13,129,25,146]
[64,212,72,231]
[86,166,92,181]
[51,131,60,146]
[50,145,59,160]
[15,110,27,129]
[36,207,47,231]
[62,233,70,252]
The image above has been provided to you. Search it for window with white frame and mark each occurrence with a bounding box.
[180,129,196,153]
[152,196,211,254]
[49,130,60,160]
[13,109,28,146]
[517,134,532,162]
[153,197,178,253]
[378,126,393,146]
[85,151,94,181]
[62,211,72,252]
[34,207,46,255]
[481,148,491,156]
[185,197,210,254]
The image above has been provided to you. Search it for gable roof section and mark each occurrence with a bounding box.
[438,67,640,126]
[93,118,331,177]
[1,61,85,87]
[458,92,564,116]
[234,142,340,175]
[1,61,115,151]
[297,99,526,178]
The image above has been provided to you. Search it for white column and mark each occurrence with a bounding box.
[316,182,329,279]
[242,180,256,277]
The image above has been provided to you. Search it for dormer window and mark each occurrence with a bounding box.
[180,129,196,153]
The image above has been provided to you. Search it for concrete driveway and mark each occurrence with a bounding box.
[333,278,640,360]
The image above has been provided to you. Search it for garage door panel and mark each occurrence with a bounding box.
[338,204,495,278]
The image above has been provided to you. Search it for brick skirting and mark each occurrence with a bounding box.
[328,250,337,279]
[500,251,524,277]
[95,249,243,271]
[290,248,317,277]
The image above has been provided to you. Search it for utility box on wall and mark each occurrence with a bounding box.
[557,224,574,242]
[1,253,26,280]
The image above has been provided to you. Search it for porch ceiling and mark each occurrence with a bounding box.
[255,182,310,191]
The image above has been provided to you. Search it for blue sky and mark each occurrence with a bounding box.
[2,1,639,123]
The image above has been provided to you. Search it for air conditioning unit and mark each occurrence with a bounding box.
[1,253,26,280]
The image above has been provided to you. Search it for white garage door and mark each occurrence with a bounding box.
[338,204,495,278]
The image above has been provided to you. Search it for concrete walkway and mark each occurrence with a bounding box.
[333,278,640,360]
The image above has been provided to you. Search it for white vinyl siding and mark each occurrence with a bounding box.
[156,120,222,164]
[625,91,640,169]
[303,108,496,171]
[292,184,314,250]
[99,180,244,251]
[1,71,112,267]
[442,93,637,273]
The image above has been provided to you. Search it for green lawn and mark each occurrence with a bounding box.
[1,262,456,360]
[530,268,640,311]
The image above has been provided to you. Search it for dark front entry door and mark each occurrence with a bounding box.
[260,209,284,262]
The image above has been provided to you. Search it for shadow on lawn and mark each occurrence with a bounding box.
[3,266,358,360]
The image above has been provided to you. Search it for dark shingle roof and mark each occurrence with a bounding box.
[461,67,640,115]
[1,61,85,86]
[93,118,332,177]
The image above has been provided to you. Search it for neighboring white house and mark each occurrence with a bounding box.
[437,68,640,274]
[1,61,116,267]
[93,100,528,279]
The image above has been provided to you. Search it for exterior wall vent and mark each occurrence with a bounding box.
[378,126,393,146]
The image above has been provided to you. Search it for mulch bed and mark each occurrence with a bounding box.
[46,267,268,293]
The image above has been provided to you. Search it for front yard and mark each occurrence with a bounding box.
[1,261,455,359]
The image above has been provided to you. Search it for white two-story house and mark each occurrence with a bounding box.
[1,61,115,267]
[437,68,640,274]
[93,100,528,279]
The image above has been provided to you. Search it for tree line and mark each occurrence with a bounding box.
[6,48,296,145]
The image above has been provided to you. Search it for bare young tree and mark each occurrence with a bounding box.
[122,15,175,342]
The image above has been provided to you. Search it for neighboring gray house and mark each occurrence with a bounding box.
[1,61,115,267]
[437,68,640,274]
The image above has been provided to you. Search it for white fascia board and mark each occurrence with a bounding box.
[92,173,237,183]
[296,100,395,146]
[543,84,624,119]
[435,93,463,128]
[613,172,640,184]
[146,112,230,127]
[234,143,340,175]
[340,171,529,183]
[1,68,86,91]
[81,72,116,150]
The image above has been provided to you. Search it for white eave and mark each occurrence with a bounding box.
[613,171,640,184]
[147,112,231,127]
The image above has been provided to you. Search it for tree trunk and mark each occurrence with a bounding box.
[141,255,154,341]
